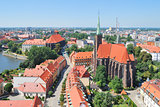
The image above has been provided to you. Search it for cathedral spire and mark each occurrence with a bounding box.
[96,14,100,35]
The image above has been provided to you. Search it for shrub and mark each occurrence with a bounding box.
[60,94,64,102]
[48,91,53,97]
[4,83,13,93]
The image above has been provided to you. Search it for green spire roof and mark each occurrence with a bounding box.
[96,15,100,35]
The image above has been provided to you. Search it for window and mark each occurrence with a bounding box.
[150,93,154,99]
[155,97,159,104]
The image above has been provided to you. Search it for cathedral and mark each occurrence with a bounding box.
[93,16,135,87]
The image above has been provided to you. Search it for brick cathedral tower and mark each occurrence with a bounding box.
[93,15,102,73]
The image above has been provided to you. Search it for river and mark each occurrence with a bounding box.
[0,52,24,73]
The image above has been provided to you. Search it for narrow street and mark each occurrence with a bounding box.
[126,88,145,107]
[45,52,73,107]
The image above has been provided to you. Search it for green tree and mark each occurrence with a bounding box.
[93,92,114,107]
[7,41,14,49]
[108,76,123,93]
[48,91,53,97]
[134,46,142,58]
[4,83,13,93]
[60,94,64,102]
[54,43,61,54]
[20,46,58,68]
[94,65,107,87]
[139,51,152,62]
[127,44,134,54]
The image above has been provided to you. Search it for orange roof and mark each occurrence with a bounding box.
[75,51,93,59]
[137,43,160,53]
[24,68,45,77]
[46,34,65,43]
[97,43,134,64]
[67,41,76,44]
[40,69,52,83]
[56,56,65,64]
[17,82,46,93]
[65,66,90,107]
[69,86,89,107]
[141,79,160,106]
[23,39,46,45]
[121,89,127,95]
[0,96,43,107]
[129,54,135,61]
[75,65,90,78]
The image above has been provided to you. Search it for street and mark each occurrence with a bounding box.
[45,52,73,107]
[126,88,145,107]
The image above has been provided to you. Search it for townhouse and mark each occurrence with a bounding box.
[70,51,92,67]
[13,56,66,98]
[66,66,91,107]
[140,79,160,107]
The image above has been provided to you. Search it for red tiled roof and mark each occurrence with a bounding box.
[76,65,90,78]
[137,43,160,53]
[56,56,65,64]
[40,69,52,83]
[69,86,89,107]
[24,68,45,77]
[0,96,43,107]
[33,96,44,107]
[23,39,46,45]
[46,34,65,43]
[66,66,90,107]
[75,51,93,59]
[141,79,160,106]
[129,54,135,61]
[17,82,46,93]
[97,43,133,64]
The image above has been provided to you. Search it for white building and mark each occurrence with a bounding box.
[137,44,160,62]
[22,39,46,52]
[140,79,160,107]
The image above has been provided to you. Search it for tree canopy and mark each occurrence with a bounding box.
[65,44,93,55]
[20,46,58,68]
[93,65,107,87]
[93,92,114,107]
[4,83,13,93]
[108,76,123,93]
[127,44,134,54]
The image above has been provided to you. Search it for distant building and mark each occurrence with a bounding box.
[137,43,160,62]
[70,51,92,66]
[46,32,65,50]
[22,39,46,52]
[22,31,65,52]
[76,40,88,48]
[0,96,43,107]
[140,79,160,107]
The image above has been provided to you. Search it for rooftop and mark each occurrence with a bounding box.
[23,39,46,45]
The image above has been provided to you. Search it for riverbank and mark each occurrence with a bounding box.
[2,51,27,60]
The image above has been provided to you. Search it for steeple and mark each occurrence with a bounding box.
[96,15,100,35]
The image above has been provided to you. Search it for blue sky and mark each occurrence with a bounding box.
[0,0,160,27]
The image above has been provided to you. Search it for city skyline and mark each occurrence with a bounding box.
[0,0,160,28]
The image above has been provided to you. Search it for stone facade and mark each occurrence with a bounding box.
[97,58,135,87]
